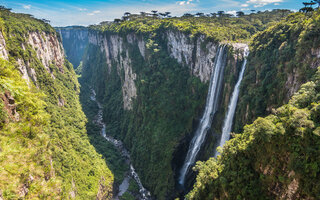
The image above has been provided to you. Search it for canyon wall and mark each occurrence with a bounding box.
[79,28,246,199]
[0,10,113,199]
[56,26,88,68]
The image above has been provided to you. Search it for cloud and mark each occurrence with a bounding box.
[177,0,194,6]
[241,3,249,7]
[79,8,87,11]
[23,5,31,9]
[246,0,283,7]
[87,10,101,16]
[226,10,237,16]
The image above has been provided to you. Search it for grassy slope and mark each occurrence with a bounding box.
[0,8,113,199]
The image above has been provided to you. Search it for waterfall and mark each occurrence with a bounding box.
[178,45,227,186]
[90,89,151,200]
[214,46,249,157]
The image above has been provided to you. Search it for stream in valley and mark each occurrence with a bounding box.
[90,89,151,200]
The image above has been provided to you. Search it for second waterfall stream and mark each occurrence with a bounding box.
[179,45,227,186]
[214,45,249,157]
[179,45,249,186]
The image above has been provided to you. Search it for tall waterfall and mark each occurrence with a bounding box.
[214,46,249,157]
[179,45,227,186]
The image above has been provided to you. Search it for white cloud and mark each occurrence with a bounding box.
[23,5,31,9]
[246,0,283,7]
[274,3,280,5]
[241,3,249,7]
[226,10,237,16]
[177,0,194,6]
[87,10,101,16]
[79,8,87,11]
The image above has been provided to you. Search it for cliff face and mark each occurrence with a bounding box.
[0,31,8,60]
[0,10,113,199]
[56,26,88,68]
[78,26,246,199]
[88,32,139,110]
[28,31,65,72]
[166,31,218,82]
[17,31,65,85]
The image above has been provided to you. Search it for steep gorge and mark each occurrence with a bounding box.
[59,23,249,198]
[58,10,320,199]
[1,6,319,200]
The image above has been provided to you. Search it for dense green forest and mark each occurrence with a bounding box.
[2,4,320,200]
[188,10,320,200]
[188,66,320,199]
[80,32,208,199]
[76,9,296,199]
[91,9,291,42]
[0,8,113,199]
[235,10,320,132]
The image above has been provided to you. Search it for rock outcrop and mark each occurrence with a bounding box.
[0,31,8,60]
[89,32,138,110]
[166,31,219,82]
[0,91,19,122]
[28,31,65,72]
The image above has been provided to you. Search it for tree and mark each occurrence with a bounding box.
[236,11,245,17]
[300,1,316,13]
[217,11,225,17]
[151,10,158,17]
[140,12,146,16]
[165,12,171,17]
[0,6,12,11]
[195,12,204,17]
[114,18,121,23]
[250,9,256,13]
[210,13,217,17]
[159,13,166,18]
[183,13,194,17]
[41,18,50,23]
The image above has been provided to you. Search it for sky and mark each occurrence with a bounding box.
[1,0,304,26]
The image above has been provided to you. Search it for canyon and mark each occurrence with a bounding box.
[1,7,320,200]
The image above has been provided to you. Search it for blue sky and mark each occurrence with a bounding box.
[2,0,304,26]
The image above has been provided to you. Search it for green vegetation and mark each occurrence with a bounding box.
[187,66,320,199]
[235,10,320,132]
[79,82,128,185]
[77,9,294,199]
[80,29,208,199]
[91,9,291,42]
[0,8,113,199]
